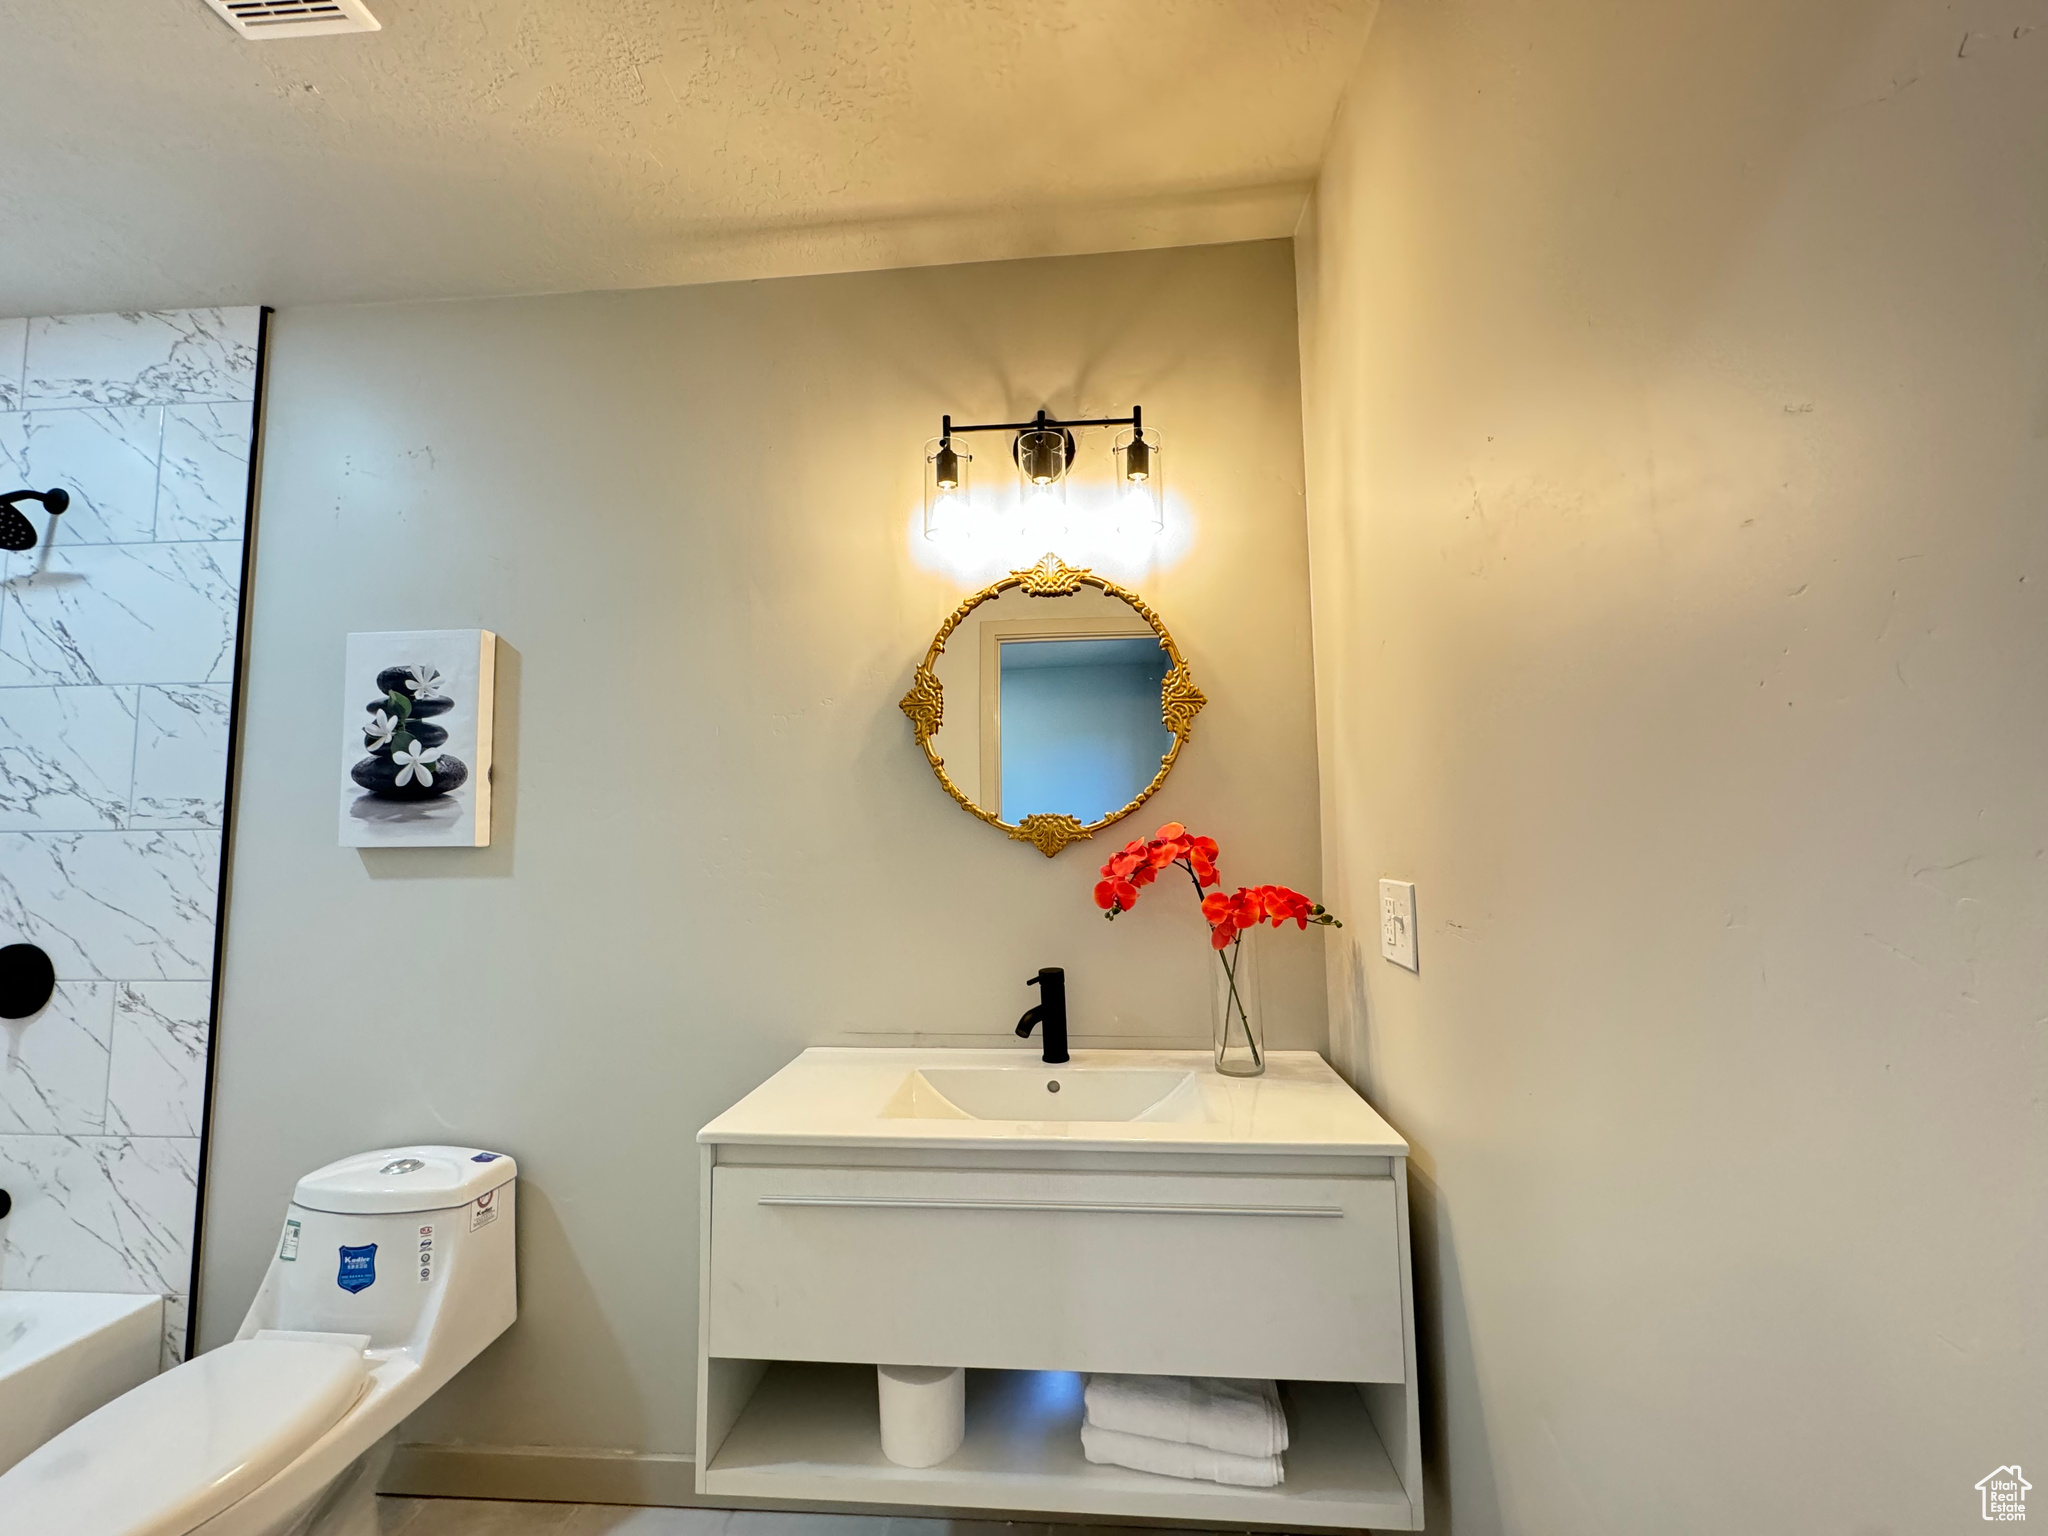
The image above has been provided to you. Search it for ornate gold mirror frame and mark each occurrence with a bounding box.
[899,553,1206,857]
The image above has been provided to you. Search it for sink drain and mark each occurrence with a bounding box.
[1047,1080,1061,1093]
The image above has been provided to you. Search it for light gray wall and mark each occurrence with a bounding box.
[1298,2,2045,1532]
[201,242,1325,1453]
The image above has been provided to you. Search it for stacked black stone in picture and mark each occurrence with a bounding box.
[352,665,469,801]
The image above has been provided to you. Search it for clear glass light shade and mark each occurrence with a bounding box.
[1015,427,1071,488]
[924,437,972,540]
[1113,426,1163,533]
[1009,426,1069,540]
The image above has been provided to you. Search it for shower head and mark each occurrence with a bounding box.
[0,488,69,553]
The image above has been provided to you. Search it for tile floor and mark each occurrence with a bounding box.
[377,1500,1248,1536]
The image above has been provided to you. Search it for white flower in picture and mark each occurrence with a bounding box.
[363,709,399,751]
[391,740,445,788]
[405,664,445,697]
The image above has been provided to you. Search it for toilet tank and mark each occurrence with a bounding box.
[237,1146,516,1368]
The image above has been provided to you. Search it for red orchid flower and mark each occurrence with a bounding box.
[1200,891,1242,947]
[1094,877,1139,912]
[1096,823,1342,942]
[1200,883,1339,945]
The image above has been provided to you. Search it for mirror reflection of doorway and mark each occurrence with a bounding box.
[992,635,1173,824]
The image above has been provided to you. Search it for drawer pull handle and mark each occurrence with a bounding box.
[756,1196,1343,1218]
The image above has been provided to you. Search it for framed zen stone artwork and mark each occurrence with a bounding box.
[338,629,496,847]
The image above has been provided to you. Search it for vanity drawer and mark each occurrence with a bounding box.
[707,1163,1404,1382]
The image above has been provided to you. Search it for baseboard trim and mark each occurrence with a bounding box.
[382,1443,1323,1529]
[382,1444,996,1517]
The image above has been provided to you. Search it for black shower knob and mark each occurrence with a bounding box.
[0,943,56,1019]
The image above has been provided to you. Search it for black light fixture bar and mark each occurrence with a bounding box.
[939,406,1143,440]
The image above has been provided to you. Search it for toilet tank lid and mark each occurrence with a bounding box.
[293,1144,517,1214]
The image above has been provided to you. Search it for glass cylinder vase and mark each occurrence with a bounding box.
[1211,925,1265,1077]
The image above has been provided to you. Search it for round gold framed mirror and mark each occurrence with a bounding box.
[899,554,1206,856]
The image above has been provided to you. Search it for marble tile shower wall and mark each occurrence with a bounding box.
[0,308,260,1368]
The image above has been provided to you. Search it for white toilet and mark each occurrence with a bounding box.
[0,1144,517,1536]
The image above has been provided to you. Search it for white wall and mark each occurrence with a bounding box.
[201,242,1326,1458]
[1298,3,2047,1531]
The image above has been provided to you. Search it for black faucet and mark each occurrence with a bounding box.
[1015,967,1069,1064]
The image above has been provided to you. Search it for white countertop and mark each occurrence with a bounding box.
[698,1048,1409,1157]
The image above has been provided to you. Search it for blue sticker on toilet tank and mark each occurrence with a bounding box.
[337,1243,377,1294]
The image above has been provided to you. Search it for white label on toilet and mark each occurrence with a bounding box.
[470,1189,498,1232]
[280,1219,301,1261]
[417,1223,435,1283]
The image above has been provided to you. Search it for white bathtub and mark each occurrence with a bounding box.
[0,1292,163,1474]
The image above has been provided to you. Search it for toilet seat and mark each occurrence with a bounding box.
[0,1336,368,1536]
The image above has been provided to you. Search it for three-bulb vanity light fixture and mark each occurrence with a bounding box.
[924,406,1161,540]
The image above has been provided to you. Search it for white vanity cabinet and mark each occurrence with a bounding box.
[695,1049,1423,1531]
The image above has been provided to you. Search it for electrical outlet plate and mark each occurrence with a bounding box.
[1379,879,1417,972]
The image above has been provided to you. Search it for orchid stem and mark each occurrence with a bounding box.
[1183,856,1262,1069]
[1218,939,1262,1068]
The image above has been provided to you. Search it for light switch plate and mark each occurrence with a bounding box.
[1379,879,1418,971]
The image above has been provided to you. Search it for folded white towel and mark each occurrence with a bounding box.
[1083,1374,1289,1458]
[1080,1421,1284,1488]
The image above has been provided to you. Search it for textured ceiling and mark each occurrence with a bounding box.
[0,0,1375,313]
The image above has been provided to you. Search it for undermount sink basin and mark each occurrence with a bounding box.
[882,1066,1204,1123]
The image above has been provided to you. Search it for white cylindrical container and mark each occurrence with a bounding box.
[876,1364,965,1468]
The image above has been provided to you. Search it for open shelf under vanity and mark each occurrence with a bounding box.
[701,1360,1413,1530]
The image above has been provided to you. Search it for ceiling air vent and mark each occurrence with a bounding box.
[202,0,380,39]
